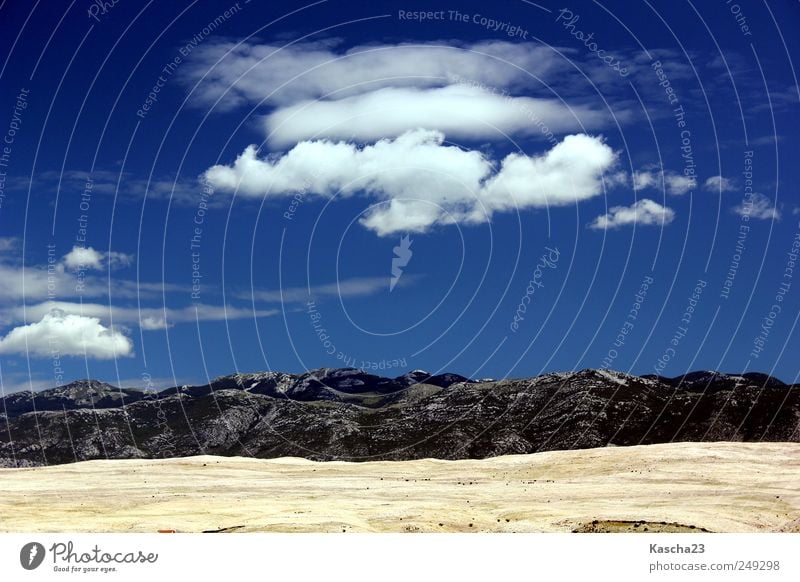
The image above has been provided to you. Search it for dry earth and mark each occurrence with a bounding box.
[1,442,798,533]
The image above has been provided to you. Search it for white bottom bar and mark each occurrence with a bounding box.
[1,533,798,581]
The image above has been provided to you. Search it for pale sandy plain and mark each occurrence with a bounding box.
[1,442,798,533]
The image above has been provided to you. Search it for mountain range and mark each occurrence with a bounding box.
[1,368,798,467]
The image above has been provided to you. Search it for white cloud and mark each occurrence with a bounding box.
[603,171,629,188]
[0,246,277,361]
[733,193,780,220]
[0,261,183,302]
[182,40,568,109]
[203,130,618,236]
[589,199,675,229]
[703,175,736,192]
[181,40,623,147]
[63,246,103,270]
[240,275,418,303]
[62,245,132,271]
[12,170,207,206]
[99,279,185,300]
[204,129,493,200]
[0,309,133,359]
[630,170,696,195]
[0,263,59,301]
[632,171,656,190]
[0,301,279,330]
[664,173,696,196]
[750,135,782,147]
[139,316,170,331]
[264,84,609,146]
[0,256,167,304]
[481,133,617,210]
[360,200,448,237]
[0,237,17,252]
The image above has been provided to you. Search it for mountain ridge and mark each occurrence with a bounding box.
[4,366,790,400]
[1,367,797,467]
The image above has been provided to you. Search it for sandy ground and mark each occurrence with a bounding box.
[1,442,798,533]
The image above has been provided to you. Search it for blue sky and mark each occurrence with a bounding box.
[0,0,798,392]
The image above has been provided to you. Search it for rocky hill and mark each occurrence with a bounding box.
[1,368,798,467]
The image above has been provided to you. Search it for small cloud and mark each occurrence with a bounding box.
[632,171,656,190]
[0,237,18,252]
[703,175,736,192]
[62,245,133,271]
[603,170,629,188]
[63,246,103,270]
[8,170,204,206]
[589,199,675,229]
[139,316,172,330]
[750,135,782,147]
[664,173,696,196]
[631,169,695,195]
[732,193,780,220]
[242,275,419,303]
